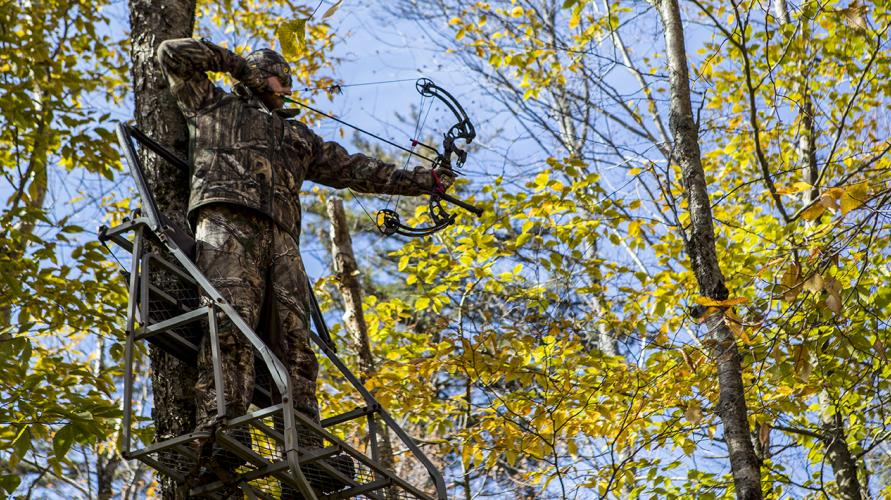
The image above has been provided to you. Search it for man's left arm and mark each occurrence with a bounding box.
[303,128,451,196]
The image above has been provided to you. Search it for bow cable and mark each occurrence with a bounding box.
[282,96,438,165]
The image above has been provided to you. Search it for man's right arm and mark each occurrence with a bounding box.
[156,38,264,113]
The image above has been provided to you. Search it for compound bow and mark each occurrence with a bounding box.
[284,78,482,237]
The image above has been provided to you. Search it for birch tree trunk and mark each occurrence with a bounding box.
[651,0,762,497]
[128,0,197,497]
[326,197,397,480]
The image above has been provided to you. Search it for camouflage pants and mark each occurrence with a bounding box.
[193,204,320,433]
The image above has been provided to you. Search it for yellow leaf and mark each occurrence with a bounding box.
[415,296,431,310]
[694,296,748,307]
[685,401,703,425]
[792,344,811,380]
[510,6,524,17]
[803,273,824,293]
[777,181,813,194]
[276,19,307,59]
[800,203,825,221]
[781,264,801,288]
[840,1,868,30]
[874,339,887,362]
[840,182,868,215]
[461,444,473,468]
[724,316,749,343]
[781,264,802,302]
[533,171,550,189]
[826,293,843,314]
[759,423,771,448]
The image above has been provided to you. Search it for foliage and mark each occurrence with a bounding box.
[4,0,891,497]
[0,0,131,494]
[344,0,891,497]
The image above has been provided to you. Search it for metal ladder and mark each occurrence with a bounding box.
[100,123,448,499]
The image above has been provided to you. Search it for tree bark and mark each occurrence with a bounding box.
[819,392,863,499]
[774,0,791,25]
[651,0,762,498]
[326,197,397,484]
[128,0,197,498]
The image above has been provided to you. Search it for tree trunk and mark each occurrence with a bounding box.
[819,392,863,499]
[128,0,197,497]
[326,197,397,483]
[651,0,762,498]
[773,0,791,25]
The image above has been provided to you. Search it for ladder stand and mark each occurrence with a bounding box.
[99,123,448,499]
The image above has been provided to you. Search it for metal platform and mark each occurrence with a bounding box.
[101,123,447,499]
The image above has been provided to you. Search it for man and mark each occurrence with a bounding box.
[156,38,452,484]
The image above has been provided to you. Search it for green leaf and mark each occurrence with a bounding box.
[10,425,31,467]
[53,424,77,458]
[0,474,21,494]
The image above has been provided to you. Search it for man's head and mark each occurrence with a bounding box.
[245,48,292,110]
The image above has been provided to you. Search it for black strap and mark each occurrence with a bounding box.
[307,279,336,353]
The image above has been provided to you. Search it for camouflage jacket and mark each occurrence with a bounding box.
[156,38,437,241]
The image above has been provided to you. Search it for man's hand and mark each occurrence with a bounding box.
[236,63,269,93]
[432,166,456,192]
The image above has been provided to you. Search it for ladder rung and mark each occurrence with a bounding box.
[124,431,210,460]
[145,283,179,307]
[321,405,378,428]
[325,479,390,500]
[299,445,340,464]
[138,454,187,484]
[189,461,291,496]
[226,404,284,427]
[148,252,197,285]
[137,306,209,340]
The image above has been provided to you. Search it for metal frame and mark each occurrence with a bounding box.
[102,123,448,499]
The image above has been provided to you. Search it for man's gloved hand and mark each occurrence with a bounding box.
[234,61,269,93]
[432,166,456,192]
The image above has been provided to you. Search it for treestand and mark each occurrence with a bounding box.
[99,123,447,499]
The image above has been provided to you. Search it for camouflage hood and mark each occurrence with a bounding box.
[245,48,292,88]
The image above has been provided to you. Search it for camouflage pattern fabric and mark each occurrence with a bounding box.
[193,205,320,432]
[245,48,292,88]
[156,37,440,244]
